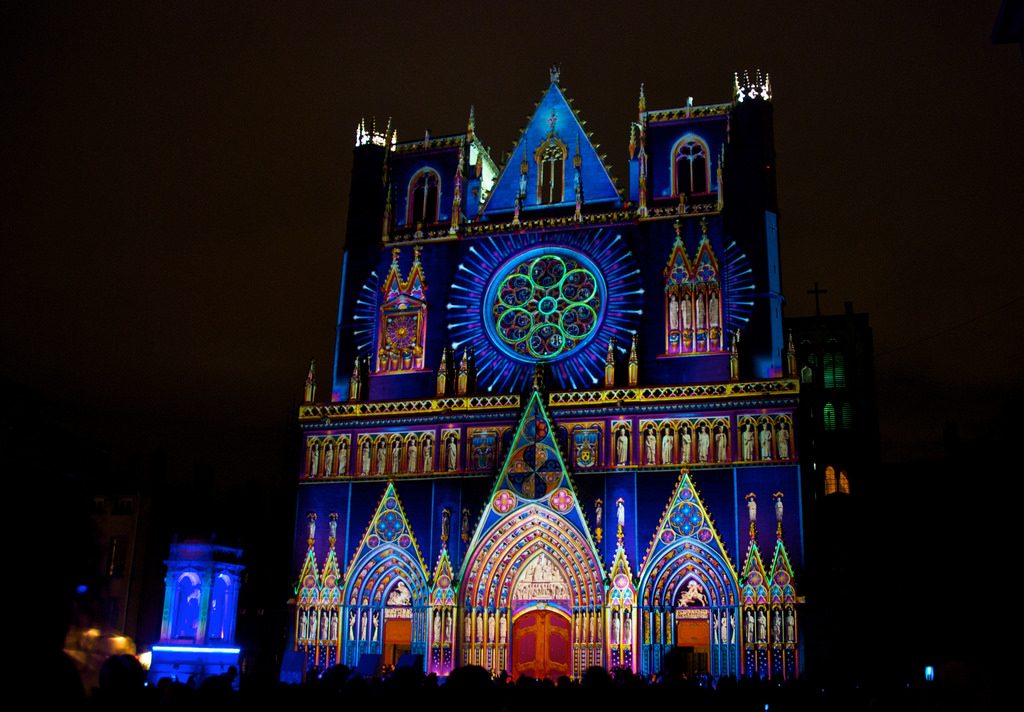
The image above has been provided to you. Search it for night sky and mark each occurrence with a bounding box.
[3,2,1022,654]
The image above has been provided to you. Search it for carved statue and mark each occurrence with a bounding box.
[785,609,795,642]
[329,514,337,541]
[678,581,707,607]
[499,613,507,643]
[464,612,472,642]
[719,610,729,645]
[757,609,767,642]
[299,609,309,640]
[433,611,442,643]
[611,610,620,644]
[616,427,629,465]
[680,426,692,463]
[594,499,603,530]
[445,609,453,641]
[323,442,333,476]
[695,293,706,329]
[446,435,458,471]
[376,441,387,474]
[390,439,401,473]
[682,293,692,329]
[712,612,719,643]
[775,493,784,522]
[307,513,316,541]
[669,292,679,330]
[348,611,355,640]
[361,440,371,475]
[475,611,483,642]
[488,613,495,643]
[745,610,754,643]
[310,443,320,476]
[461,508,470,542]
[423,436,434,472]
[330,610,339,641]
[407,437,418,473]
[387,581,412,606]
[623,610,631,644]
[697,425,710,463]
[372,612,380,640]
[709,291,720,328]
[441,507,450,544]
[759,423,772,460]
[616,498,625,529]
[645,427,657,464]
[661,428,673,464]
[361,611,368,640]
[339,438,348,474]
[714,424,728,462]
[730,612,736,643]
[777,423,790,460]
[742,423,755,461]
[772,608,782,642]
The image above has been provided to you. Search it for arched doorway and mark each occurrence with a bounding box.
[382,581,413,667]
[512,607,571,680]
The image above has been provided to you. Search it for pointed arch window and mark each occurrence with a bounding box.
[536,138,567,205]
[823,402,836,431]
[840,402,853,430]
[673,137,709,197]
[408,169,440,225]
[824,465,837,495]
[823,352,845,389]
[838,470,850,494]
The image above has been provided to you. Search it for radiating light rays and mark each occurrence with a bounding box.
[354,271,382,355]
[723,240,755,334]
[449,228,641,394]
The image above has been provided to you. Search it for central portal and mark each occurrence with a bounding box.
[512,609,570,681]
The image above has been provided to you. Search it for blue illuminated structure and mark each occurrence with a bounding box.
[148,540,244,686]
[287,68,802,682]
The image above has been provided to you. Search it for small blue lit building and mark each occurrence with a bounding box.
[148,539,244,685]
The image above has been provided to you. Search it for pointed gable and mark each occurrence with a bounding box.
[459,387,602,577]
[768,538,797,604]
[664,221,695,286]
[297,545,320,606]
[482,78,620,216]
[638,471,738,608]
[739,538,769,606]
[607,542,637,606]
[343,482,429,604]
[430,548,456,607]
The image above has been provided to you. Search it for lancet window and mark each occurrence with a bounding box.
[536,138,567,205]
[673,137,709,197]
[408,169,440,225]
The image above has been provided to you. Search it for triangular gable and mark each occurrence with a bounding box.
[297,546,320,606]
[664,223,695,286]
[344,482,429,586]
[693,234,720,283]
[459,388,601,577]
[607,542,637,606]
[430,548,456,608]
[381,247,428,306]
[482,81,620,216]
[319,546,342,606]
[739,539,769,606]
[640,471,737,580]
[768,539,797,604]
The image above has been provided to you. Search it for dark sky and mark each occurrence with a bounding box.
[3,1,1022,485]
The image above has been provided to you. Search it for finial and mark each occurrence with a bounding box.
[413,244,422,264]
[574,133,582,169]
[615,497,625,544]
[594,498,603,544]
[467,105,476,137]
[638,83,646,114]
[306,511,317,545]
[440,507,451,547]
[328,512,338,543]
[549,64,561,84]
[303,359,317,403]
[673,218,682,240]
[700,216,709,238]
[391,247,401,265]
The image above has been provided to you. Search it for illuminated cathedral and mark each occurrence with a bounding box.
[284,68,802,682]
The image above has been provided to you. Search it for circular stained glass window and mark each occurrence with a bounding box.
[484,247,606,362]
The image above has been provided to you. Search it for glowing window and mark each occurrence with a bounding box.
[537,140,566,205]
[824,465,837,495]
[823,403,836,431]
[409,170,440,225]
[173,572,202,641]
[674,138,709,196]
[800,364,813,384]
[838,470,850,494]
[824,352,845,389]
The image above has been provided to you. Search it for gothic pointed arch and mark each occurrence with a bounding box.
[407,167,441,225]
[739,532,769,677]
[768,536,799,679]
[692,229,723,352]
[607,542,638,671]
[664,221,696,355]
[458,389,605,676]
[637,471,740,677]
[671,134,710,197]
[377,247,428,373]
[294,516,321,665]
[340,482,429,666]
[428,548,456,675]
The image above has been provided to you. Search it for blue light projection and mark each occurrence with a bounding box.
[448,228,642,392]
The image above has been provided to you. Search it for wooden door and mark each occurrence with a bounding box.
[675,618,710,675]
[511,610,571,681]
[382,618,411,667]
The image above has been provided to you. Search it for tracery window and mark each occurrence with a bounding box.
[824,465,837,495]
[823,352,845,389]
[673,137,709,196]
[408,169,440,225]
[536,139,566,205]
[663,225,723,354]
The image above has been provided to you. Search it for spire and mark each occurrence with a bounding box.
[573,133,583,222]
[604,336,617,387]
[456,348,470,395]
[450,145,464,235]
[638,82,646,117]
[303,359,317,403]
[628,333,639,386]
[349,355,363,401]
[730,329,741,381]
[436,346,450,397]
[467,104,475,140]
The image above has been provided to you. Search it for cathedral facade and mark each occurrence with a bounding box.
[285,68,802,682]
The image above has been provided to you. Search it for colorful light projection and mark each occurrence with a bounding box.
[638,472,740,677]
[448,228,642,392]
